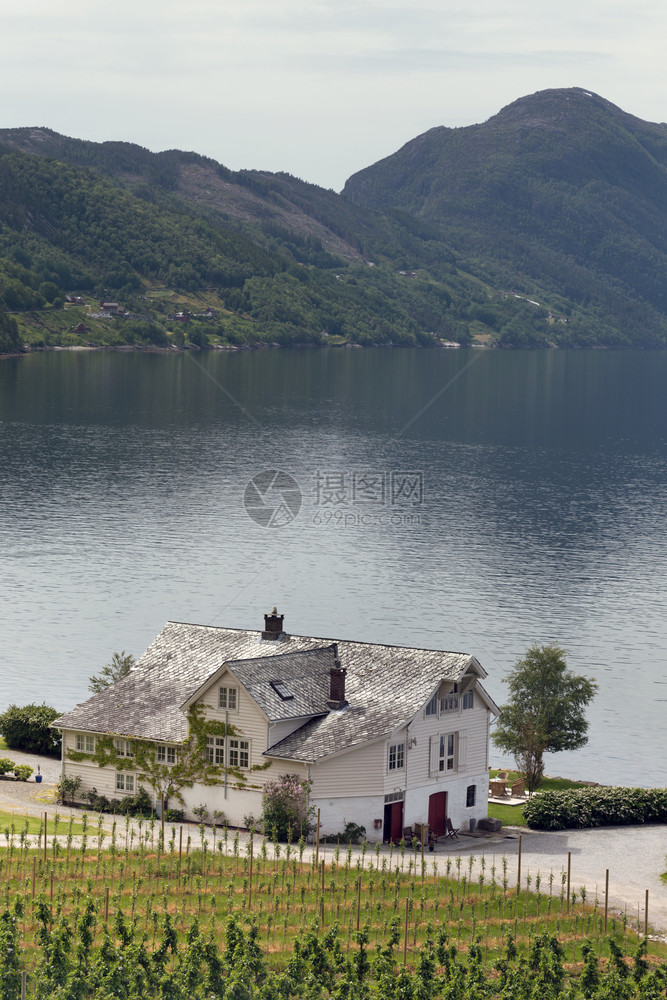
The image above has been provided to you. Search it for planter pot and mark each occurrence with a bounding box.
[35,775,43,783]
[469,818,477,833]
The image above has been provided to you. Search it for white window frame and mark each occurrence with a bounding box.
[115,772,135,793]
[156,745,177,765]
[462,690,474,710]
[206,735,225,765]
[429,731,467,776]
[219,685,238,711]
[76,734,95,753]
[227,738,249,769]
[439,733,456,772]
[114,738,133,758]
[425,694,438,717]
[388,742,405,771]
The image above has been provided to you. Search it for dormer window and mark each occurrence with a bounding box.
[270,680,294,701]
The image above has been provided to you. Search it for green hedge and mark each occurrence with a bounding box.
[523,786,667,830]
[0,703,61,757]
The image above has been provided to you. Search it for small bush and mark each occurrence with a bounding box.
[0,758,15,776]
[523,786,667,830]
[329,821,367,844]
[78,785,152,816]
[12,764,33,782]
[56,774,82,804]
[262,774,313,841]
[165,808,186,823]
[0,703,61,757]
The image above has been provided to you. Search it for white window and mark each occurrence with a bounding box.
[439,733,456,771]
[429,732,466,776]
[115,772,135,793]
[206,735,225,765]
[76,734,95,753]
[114,739,133,757]
[219,686,238,711]
[425,694,438,716]
[462,690,474,710]
[228,738,249,769]
[156,745,177,764]
[388,742,405,770]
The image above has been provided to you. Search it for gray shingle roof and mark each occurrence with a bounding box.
[53,621,481,761]
[225,647,336,722]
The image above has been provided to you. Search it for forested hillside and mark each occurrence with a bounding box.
[3,88,667,351]
[344,88,667,347]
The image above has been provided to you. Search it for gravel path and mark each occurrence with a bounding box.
[1,750,665,935]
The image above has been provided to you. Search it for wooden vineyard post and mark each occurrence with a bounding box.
[179,826,183,874]
[356,875,361,931]
[21,971,26,1000]
[105,886,110,922]
[320,860,325,927]
[645,890,649,939]
[604,869,609,932]
[32,857,36,899]
[421,827,425,881]
[566,852,571,914]
[160,796,165,844]
[516,834,522,897]
[44,812,48,864]
[403,896,409,965]
[315,808,321,867]
[248,836,253,910]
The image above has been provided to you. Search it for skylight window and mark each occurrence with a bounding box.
[270,680,294,701]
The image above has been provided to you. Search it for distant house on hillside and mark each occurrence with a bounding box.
[99,302,121,315]
[53,610,498,840]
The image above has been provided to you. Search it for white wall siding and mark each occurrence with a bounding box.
[194,672,305,795]
[310,740,384,799]
[313,793,386,841]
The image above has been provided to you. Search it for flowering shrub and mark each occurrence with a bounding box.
[261,774,313,841]
[523,786,667,830]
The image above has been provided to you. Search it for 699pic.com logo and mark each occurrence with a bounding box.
[243,469,303,528]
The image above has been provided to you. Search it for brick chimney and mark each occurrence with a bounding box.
[262,607,284,640]
[326,642,347,710]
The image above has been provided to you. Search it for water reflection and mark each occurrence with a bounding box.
[1,348,666,786]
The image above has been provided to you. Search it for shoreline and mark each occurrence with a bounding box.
[2,340,660,363]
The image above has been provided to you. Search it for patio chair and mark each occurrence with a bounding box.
[510,778,525,797]
[444,818,459,840]
[402,826,416,847]
[496,770,509,781]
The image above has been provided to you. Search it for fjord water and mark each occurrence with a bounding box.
[1,347,666,786]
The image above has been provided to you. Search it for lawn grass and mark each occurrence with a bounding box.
[0,809,87,836]
[488,771,589,827]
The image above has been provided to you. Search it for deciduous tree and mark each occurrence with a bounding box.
[491,644,597,792]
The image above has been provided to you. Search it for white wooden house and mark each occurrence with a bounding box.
[54,610,499,840]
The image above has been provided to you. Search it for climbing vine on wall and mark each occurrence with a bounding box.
[65,704,271,803]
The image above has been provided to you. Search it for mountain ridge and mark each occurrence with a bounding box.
[3,88,667,352]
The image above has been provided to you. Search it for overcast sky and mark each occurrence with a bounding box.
[2,0,666,191]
